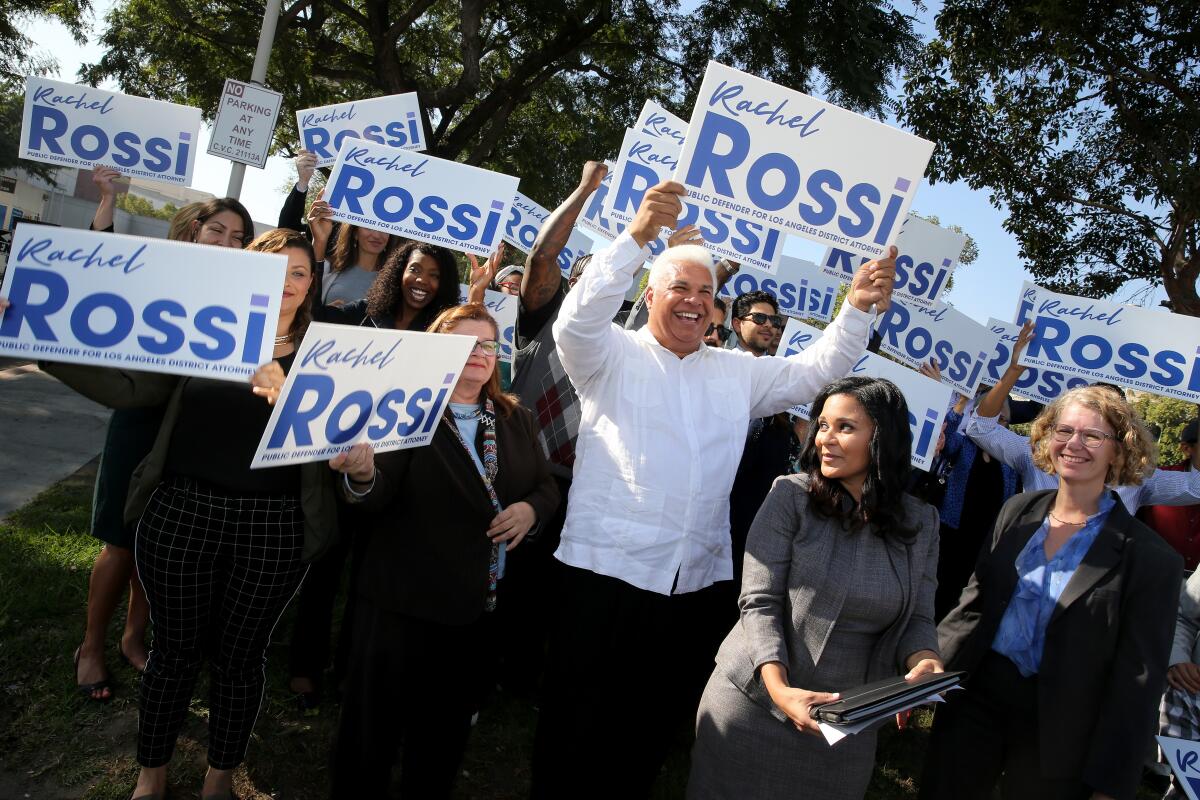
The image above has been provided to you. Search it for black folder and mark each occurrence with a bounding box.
[810,671,966,725]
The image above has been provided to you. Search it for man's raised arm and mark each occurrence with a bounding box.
[522,161,608,315]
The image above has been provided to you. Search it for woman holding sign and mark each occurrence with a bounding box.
[37,228,339,800]
[687,376,942,800]
[307,189,399,306]
[327,302,559,799]
[922,386,1183,800]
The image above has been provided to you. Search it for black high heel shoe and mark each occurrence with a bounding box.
[73,646,113,703]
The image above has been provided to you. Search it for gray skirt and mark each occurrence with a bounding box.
[687,669,878,800]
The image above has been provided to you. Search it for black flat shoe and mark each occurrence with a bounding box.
[73,646,113,703]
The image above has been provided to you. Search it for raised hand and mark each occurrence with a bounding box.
[848,245,897,313]
[668,224,705,248]
[295,150,317,192]
[580,160,608,195]
[629,181,685,248]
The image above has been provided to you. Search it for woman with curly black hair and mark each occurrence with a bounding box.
[687,376,943,800]
[319,239,461,331]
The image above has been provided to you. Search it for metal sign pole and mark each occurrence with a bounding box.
[225,0,283,199]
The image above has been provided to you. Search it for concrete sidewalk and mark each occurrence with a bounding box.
[0,362,110,519]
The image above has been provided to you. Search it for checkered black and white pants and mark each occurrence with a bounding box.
[134,477,307,769]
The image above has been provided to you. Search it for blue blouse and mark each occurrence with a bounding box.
[992,493,1116,677]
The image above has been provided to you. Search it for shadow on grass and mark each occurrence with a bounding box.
[7,468,1160,799]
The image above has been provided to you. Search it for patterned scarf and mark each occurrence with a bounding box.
[445,397,502,612]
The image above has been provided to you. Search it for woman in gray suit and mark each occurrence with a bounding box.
[688,376,943,800]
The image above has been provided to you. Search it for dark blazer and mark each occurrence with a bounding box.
[348,403,559,625]
[938,488,1183,799]
[717,474,941,723]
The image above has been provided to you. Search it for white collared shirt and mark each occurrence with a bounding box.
[552,232,873,595]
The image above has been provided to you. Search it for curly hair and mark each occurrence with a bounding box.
[327,223,399,274]
[1029,385,1156,486]
[797,376,917,540]
[427,303,519,417]
[366,241,460,330]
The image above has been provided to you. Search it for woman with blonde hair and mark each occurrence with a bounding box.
[922,385,1183,800]
[328,303,559,799]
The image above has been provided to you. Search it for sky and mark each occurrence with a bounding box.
[19,0,1159,328]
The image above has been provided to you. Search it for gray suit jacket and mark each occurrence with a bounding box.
[715,473,941,723]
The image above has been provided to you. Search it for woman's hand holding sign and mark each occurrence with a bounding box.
[250,361,286,406]
[329,442,376,484]
[847,245,897,313]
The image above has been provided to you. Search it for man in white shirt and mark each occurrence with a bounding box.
[530,181,897,798]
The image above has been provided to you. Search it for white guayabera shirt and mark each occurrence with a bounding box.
[552,231,873,595]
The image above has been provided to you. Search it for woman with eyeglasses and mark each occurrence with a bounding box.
[327,303,559,799]
[920,385,1183,800]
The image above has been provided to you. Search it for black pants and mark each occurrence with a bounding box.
[331,601,489,799]
[531,563,727,800]
[287,502,364,688]
[135,478,306,769]
[919,651,1090,800]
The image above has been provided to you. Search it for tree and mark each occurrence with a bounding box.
[82,0,921,204]
[115,192,179,220]
[1,0,94,181]
[1130,394,1198,467]
[899,0,1200,316]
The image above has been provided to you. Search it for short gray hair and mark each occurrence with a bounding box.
[648,244,718,292]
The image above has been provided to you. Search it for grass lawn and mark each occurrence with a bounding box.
[0,466,1165,799]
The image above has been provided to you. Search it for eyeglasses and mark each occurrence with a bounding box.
[1051,424,1115,448]
[739,312,784,329]
[705,323,732,342]
[471,340,501,357]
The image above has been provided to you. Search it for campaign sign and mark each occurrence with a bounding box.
[20,77,201,186]
[847,352,954,472]
[325,139,519,257]
[719,255,840,324]
[0,226,284,381]
[818,214,967,307]
[1158,736,1200,800]
[778,317,828,419]
[457,284,517,366]
[673,62,933,258]
[604,127,785,271]
[874,296,1000,397]
[1013,281,1200,403]
[635,99,688,146]
[207,79,283,169]
[579,160,619,241]
[251,323,472,468]
[296,93,425,167]
[985,317,1088,404]
[498,192,592,275]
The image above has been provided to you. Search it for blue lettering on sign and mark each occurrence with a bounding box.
[302,105,422,159]
[28,92,190,178]
[0,265,268,363]
[823,247,950,302]
[643,113,686,145]
[1029,316,1200,391]
[610,161,781,263]
[683,104,905,247]
[876,302,979,384]
[718,272,833,319]
[267,373,451,448]
[986,330,1089,400]
[328,153,503,248]
[505,206,539,250]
